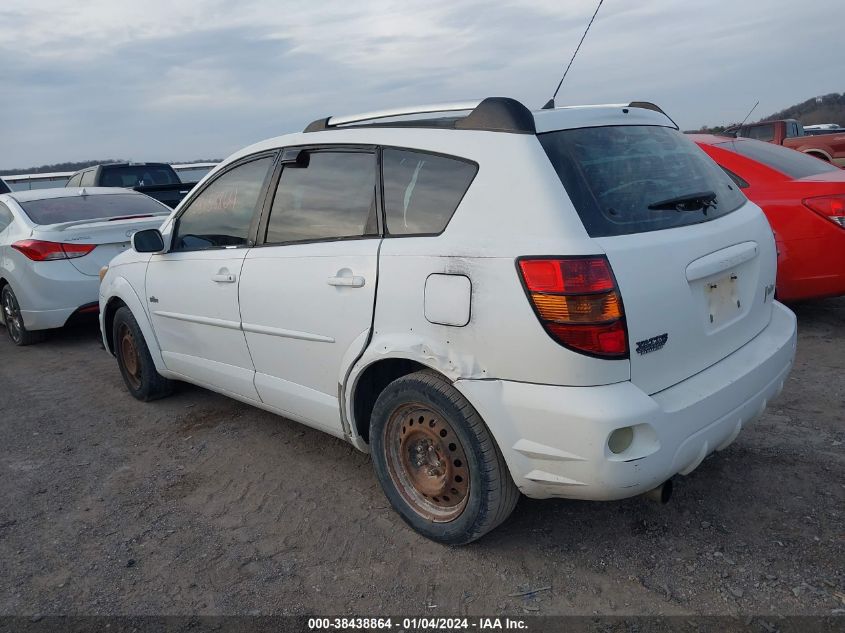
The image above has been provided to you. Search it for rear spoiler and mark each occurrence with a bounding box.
[38,213,170,231]
[628,101,679,130]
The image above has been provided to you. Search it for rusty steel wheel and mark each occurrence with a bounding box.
[111,306,173,401]
[117,322,142,391]
[384,402,470,522]
[370,371,520,544]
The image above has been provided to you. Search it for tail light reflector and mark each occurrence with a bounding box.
[11,240,96,261]
[518,256,628,358]
[803,194,845,228]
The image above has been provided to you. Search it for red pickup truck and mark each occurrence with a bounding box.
[728,119,845,167]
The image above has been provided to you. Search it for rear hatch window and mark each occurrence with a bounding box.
[715,139,840,179]
[19,193,169,225]
[539,125,746,237]
[100,165,181,187]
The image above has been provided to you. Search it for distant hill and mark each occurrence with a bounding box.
[695,92,845,134]
[0,159,221,177]
[761,92,845,127]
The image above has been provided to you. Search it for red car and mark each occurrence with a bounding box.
[692,134,845,301]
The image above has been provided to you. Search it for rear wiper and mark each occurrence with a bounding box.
[648,190,718,214]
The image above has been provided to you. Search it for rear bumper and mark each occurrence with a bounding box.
[455,301,797,500]
[13,260,99,330]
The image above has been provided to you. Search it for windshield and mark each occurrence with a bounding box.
[539,125,747,237]
[715,139,840,179]
[100,165,181,187]
[19,193,170,225]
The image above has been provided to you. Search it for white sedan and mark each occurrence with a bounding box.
[0,187,170,345]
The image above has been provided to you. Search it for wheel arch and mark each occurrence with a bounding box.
[349,357,471,446]
[344,334,488,447]
[100,275,166,373]
[0,276,8,324]
[804,149,832,162]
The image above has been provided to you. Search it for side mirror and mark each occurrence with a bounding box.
[132,229,165,253]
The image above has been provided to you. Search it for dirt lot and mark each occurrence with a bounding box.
[0,299,843,617]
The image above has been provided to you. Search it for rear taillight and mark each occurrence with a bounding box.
[518,256,628,358]
[803,194,845,228]
[11,240,96,261]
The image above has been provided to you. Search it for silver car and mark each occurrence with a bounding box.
[0,187,170,345]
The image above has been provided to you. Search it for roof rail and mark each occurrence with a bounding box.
[628,101,679,130]
[303,97,536,134]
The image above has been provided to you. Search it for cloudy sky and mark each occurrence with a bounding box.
[0,0,841,170]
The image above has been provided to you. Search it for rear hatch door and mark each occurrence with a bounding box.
[539,124,777,394]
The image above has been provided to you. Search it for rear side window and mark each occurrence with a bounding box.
[265,151,377,244]
[18,193,169,225]
[174,156,273,251]
[0,178,10,194]
[382,149,477,235]
[715,139,840,179]
[540,126,746,237]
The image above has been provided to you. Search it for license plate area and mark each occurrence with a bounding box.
[705,272,741,329]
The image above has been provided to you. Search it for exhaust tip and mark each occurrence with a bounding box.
[644,479,673,504]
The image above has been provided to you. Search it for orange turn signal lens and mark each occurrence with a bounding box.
[531,290,622,323]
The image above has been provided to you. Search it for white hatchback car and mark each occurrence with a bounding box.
[99,98,797,544]
[0,188,171,345]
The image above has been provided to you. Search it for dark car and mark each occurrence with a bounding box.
[65,163,197,208]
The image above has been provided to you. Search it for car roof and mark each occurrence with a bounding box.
[218,100,677,172]
[4,187,143,204]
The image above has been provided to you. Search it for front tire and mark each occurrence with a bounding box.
[370,371,519,544]
[112,306,173,401]
[1,285,46,346]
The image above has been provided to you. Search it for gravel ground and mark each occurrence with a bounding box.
[0,299,843,617]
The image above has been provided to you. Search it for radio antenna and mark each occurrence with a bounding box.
[738,100,760,128]
[542,0,605,110]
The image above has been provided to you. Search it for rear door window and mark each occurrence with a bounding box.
[264,151,377,244]
[382,149,477,235]
[715,139,840,179]
[539,126,746,237]
[173,156,273,251]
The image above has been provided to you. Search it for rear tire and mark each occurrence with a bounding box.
[370,370,519,544]
[1,285,46,346]
[113,306,173,401]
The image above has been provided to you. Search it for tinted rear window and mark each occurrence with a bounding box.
[100,165,180,187]
[540,126,746,237]
[0,178,10,194]
[382,149,477,235]
[715,139,840,179]
[741,123,776,142]
[19,193,169,225]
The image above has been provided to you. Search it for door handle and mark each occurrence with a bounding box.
[327,275,365,288]
[212,273,236,283]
